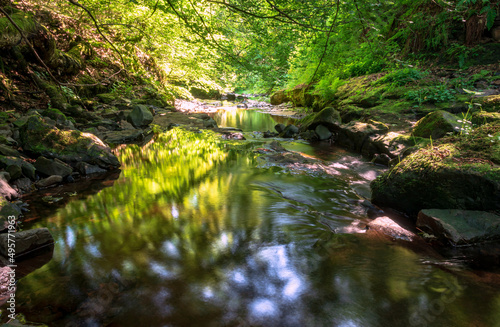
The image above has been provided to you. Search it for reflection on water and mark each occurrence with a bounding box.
[212,108,294,132]
[7,128,500,326]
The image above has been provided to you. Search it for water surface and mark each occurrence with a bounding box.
[5,113,500,327]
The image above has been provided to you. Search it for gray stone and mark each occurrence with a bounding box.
[417,209,500,245]
[35,175,63,188]
[315,124,332,140]
[76,162,107,175]
[127,104,154,128]
[0,228,54,258]
[281,124,299,138]
[101,129,147,144]
[6,165,22,180]
[34,156,73,177]
[0,171,10,182]
[0,156,36,180]
[12,177,32,193]
[0,144,21,157]
[275,123,286,133]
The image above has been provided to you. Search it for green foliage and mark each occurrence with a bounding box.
[406,85,456,105]
[376,68,428,86]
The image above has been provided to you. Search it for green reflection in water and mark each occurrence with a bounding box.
[213,108,294,132]
[7,128,500,327]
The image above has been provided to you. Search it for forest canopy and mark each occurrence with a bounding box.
[1,0,499,100]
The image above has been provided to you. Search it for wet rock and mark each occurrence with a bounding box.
[315,124,332,140]
[35,175,63,188]
[76,162,107,175]
[34,156,73,177]
[0,228,54,258]
[127,105,154,128]
[263,130,278,138]
[417,209,500,245]
[20,115,120,168]
[12,178,32,193]
[0,156,36,180]
[275,123,286,133]
[280,124,299,138]
[299,130,318,141]
[269,141,287,152]
[367,216,417,241]
[412,110,461,139]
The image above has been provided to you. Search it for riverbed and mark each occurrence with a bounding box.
[5,108,500,326]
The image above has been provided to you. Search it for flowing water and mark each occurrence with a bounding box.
[4,109,500,326]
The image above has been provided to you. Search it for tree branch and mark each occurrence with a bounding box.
[309,0,341,84]
[67,0,126,68]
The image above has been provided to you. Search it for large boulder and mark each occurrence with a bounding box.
[20,116,120,168]
[412,110,462,139]
[127,105,154,128]
[417,209,500,245]
[371,144,500,215]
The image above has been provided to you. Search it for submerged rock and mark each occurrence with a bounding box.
[280,124,299,138]
[417,209,500,245]
[35,175,63,188]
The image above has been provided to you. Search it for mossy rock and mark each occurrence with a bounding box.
[412,110,461,139]
[270,90,290,105]
[41,108,67,121]
[19,116,119,168]
[471,111,500,125]
[371,143,500,215]
[477,94,500,112]
[96,93,118,104]
[298,107,341,132]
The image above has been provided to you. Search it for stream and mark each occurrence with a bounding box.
[4,108,500,326]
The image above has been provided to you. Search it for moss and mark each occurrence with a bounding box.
[471,111,500,125]
[412,110,461,139]
[96,93,118,104]
[41,108,67,121]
